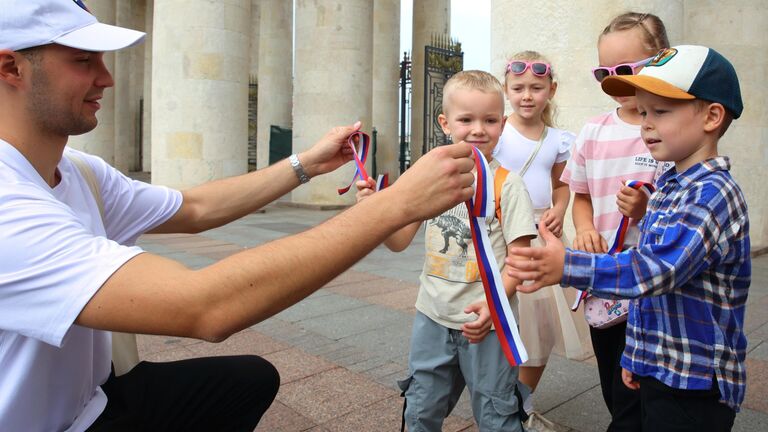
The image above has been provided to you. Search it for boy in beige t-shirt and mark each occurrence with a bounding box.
[356,70,536,431]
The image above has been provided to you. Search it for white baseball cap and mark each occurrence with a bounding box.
[0,0,145,52]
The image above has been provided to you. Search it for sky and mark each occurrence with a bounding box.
[399,0,491,71]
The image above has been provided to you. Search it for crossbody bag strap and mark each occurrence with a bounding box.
[517,127,548,178]
[64,152,104,221]
[64,152,141,377]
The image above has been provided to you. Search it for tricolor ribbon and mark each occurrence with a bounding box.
[337,131,371,195]
[571,180,656,311]
[376,173,389,191]
[466,147,528,366]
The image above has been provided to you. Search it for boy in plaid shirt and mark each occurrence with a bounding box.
[505,45,749,431]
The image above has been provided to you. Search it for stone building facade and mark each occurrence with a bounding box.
[68,0,767,248]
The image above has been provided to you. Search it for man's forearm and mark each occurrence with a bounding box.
[153,157,302,234]
[80,187,414,341]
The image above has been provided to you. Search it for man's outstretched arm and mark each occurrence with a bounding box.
[77,143,476,342]
[150,122,361,234]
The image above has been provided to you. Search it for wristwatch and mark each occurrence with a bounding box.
[289,153,311,184]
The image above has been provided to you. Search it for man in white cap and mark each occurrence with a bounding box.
[0,1,477,430]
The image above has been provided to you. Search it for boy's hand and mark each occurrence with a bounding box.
[540,208,564,238]
[355,177,376,203]
[573,229,608,253]
[622,368,640,390]
[617,184,649,220]
[462,300,492,343]
[505,223,565,292]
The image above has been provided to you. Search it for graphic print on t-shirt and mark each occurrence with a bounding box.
[425,204,493,284]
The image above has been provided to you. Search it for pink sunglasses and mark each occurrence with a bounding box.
[506,60,551,77]
[591,57,653,82]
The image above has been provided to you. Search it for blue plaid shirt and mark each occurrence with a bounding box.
[563,157,750,410]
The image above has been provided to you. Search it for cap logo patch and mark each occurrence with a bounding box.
[73,0,90,12]
[647,48,677,67]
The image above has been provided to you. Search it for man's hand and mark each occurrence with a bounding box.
[622,368,640,390]
[573,229,608,253]
[617,184,649,220]
[540,208,564,238]
[299,121,362,178]
[462,300,492,343]
[505,223,566,293]
[389,142,475,223]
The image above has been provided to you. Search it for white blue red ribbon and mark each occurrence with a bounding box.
[337,131,371,195]
[466,147,528,366]
[376,173,389,191]
[571,180,656,311]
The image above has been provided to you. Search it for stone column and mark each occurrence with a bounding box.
[293,0,374,206]
[141,0,154,172]
[490,0,683,239]
[410,0,450,161]
[683,0,768,248]
[151,0,251,189]
[256,0,292,170]
[113,0,142,173]
[67,0,117,164]
[372,0,401,179]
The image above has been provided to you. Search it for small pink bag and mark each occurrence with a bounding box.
[584,297,629,329]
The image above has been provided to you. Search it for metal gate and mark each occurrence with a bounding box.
[399,51,412,173]
[423,35,463,154]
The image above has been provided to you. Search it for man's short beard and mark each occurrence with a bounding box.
[25,56,98,136]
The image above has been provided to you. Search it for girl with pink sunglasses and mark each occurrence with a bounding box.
[559,12,672,432]
[493,50,592,428]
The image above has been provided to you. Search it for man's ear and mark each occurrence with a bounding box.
[438,113,450,135]
[703,102,726,134]
[0,50,27,89]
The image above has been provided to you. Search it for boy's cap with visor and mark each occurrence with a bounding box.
[601,45,743,119]
[0,0,145,52]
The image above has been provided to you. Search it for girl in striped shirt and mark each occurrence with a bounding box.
[560,12,671,431]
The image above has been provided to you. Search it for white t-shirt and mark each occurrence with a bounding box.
[0,141,182,432]
[492,123,574,210]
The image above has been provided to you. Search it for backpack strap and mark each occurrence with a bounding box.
[494,166,510,223]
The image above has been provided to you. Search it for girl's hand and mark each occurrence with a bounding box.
[573,229,608,253]
[616,185,649,220]
[541,208,564,238]
[354,177,377,203]
[462,301,492,343]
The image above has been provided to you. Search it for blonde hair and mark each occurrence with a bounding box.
[442,70,505,115]
[503,50,558,127]
[600,12,670,55]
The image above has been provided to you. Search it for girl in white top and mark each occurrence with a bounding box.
[494,50,592,417]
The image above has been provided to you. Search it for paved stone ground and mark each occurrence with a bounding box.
[135,204,768,431]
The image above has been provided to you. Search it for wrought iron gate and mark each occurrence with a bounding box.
[399,51,412,173]
[423,35,463,154]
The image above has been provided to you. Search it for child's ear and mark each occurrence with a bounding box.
[549,81,558,99]
[438,113,451,135]
[703,102,726,134]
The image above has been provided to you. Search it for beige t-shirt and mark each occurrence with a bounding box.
[415,159,537,330]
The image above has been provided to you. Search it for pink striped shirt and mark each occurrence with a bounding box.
[561,110,671,247]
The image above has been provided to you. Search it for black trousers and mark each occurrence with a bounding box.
[87,355,280,432]
[638,376,735,432]
[590,321,641,432]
